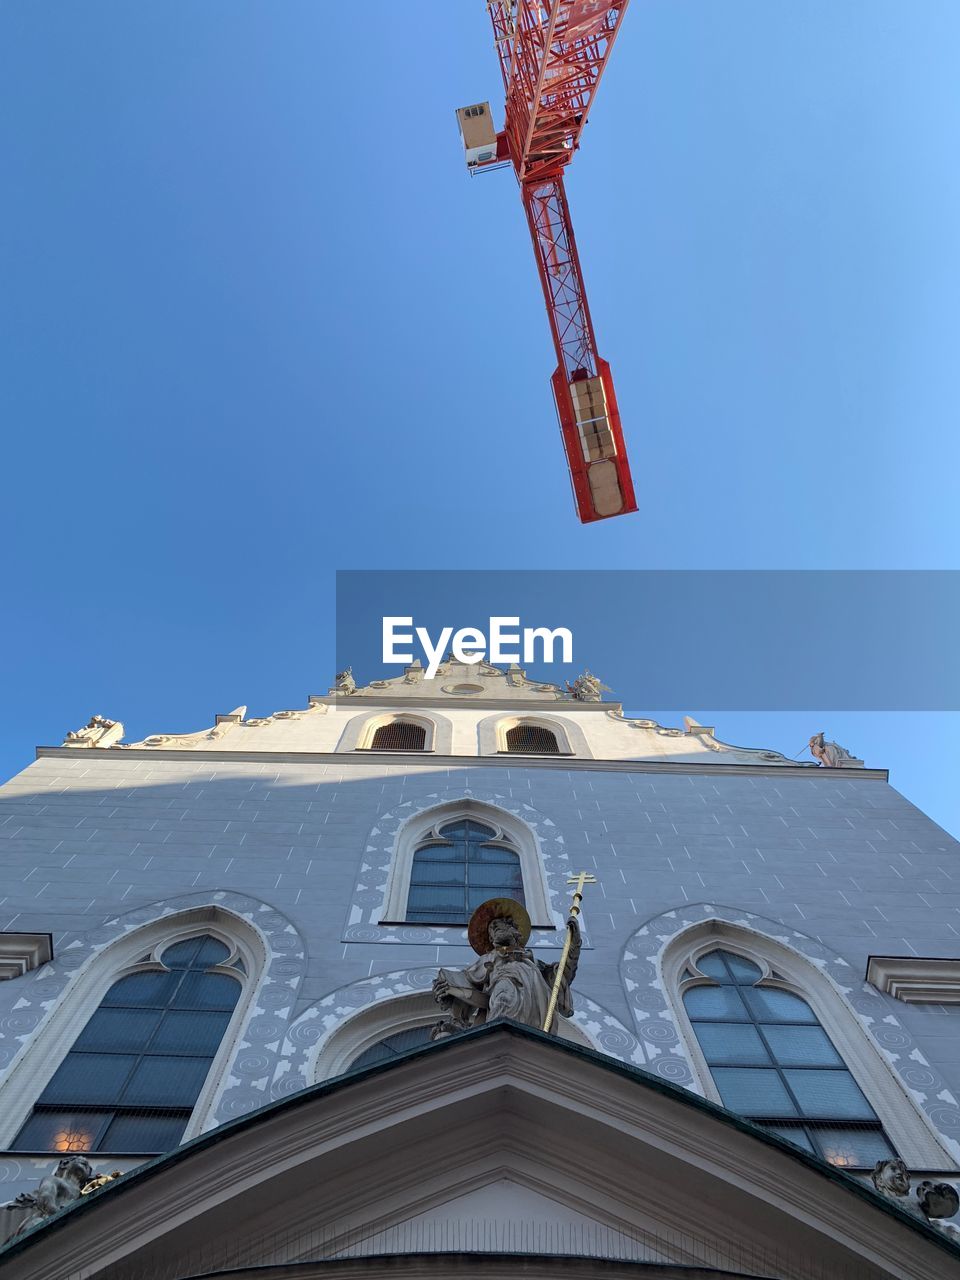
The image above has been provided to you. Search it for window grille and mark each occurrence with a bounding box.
[684,949,896,1168]
[406,820,525,925]
[370,721,427,751]
[505,724,560,754]
[12,934,240,1155]
[350,1026,434,1072]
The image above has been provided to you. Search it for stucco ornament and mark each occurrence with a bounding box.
[871,1158,910,1199]
[431,897,580,1037]
[334,667,357,694]
[916,1180,960,1221]
[809,732,862,768]
[566,670,611,702]
[63,714,123,748]
[6,1156,97,1237]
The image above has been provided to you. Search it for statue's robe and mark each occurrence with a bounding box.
[438,934,578,1033]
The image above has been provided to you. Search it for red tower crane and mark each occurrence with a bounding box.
[457,0,637,523]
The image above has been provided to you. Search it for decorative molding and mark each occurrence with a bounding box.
[34,746,890,781]
[0,935,52,981]
[867,956,960,1004]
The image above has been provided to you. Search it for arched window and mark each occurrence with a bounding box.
[683,948,895,1168]
[349,1026,434,1071]
[370,721,427,751]
[11,934,241,1155]
[406,819,524,925]
[505,724,559,754]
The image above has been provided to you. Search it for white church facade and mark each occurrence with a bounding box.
[1,660,960,1278]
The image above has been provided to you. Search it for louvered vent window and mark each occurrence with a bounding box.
[505,724,560,754]
[370,721,427,751]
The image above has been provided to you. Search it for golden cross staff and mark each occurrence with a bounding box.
[542,871,597,1033]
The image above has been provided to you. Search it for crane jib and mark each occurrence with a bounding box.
[456,0,637,523]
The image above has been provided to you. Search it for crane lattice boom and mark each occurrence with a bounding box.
[458,1,637,523]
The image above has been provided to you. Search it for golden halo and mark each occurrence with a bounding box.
[467,897,532,955]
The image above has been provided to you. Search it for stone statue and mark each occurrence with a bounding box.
[871,1158,910,1199]
[917,1180,960,1221]
[566,670,611,702]
[431,897,580,1038]
[334,668,356,695]
[8,1157,95,1238]
[809,732,862,769]
[63,715,123,749]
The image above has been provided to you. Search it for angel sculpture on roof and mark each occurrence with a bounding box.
[566,670,611,702]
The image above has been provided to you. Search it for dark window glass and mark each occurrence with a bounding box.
[123,1057,212,1107]
[101,1112,190,1154]
[102,971,180,1007]
[74,1009,162,1053]
[11,1109,112,1154]
[405,821,525,925]
[12,933,241,1155]
[812,1126,896,1168]
[762,1124,816,1154]
[684,948,894,1169]
[504,725,559,754]
[370,722,427,751]
[173,971,242,1010]
[39,1055,138,1106]
[713,1068,798,1117]
[350,1026,434,1072]
[692,1022,770,1066]
[683,985,749,1021]
[151,1011,233,1056]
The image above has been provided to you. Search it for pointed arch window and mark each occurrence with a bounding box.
[683,948,896,1168]
[11,934,241,1155]
[406,819,525,925]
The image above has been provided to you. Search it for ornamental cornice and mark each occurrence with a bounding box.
[867,956,960,1004]
[34,745,889,781]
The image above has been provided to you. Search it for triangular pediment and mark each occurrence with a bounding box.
[4,1025,958,1280]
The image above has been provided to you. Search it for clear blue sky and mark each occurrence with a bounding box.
[1,4,958,833]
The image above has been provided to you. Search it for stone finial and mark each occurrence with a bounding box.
[63,715,123,749]
[566,670,611,702]
[808,732,863,769]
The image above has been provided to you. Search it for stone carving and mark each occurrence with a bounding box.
[566,670,611,702]
[871,1158,910,1199]
[431,897,580,1037]
[809,732,863,768]
[916,1180,960,1221]
[7,1157,95,1237]
[334,668,356,695]
[63,715,123,749]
